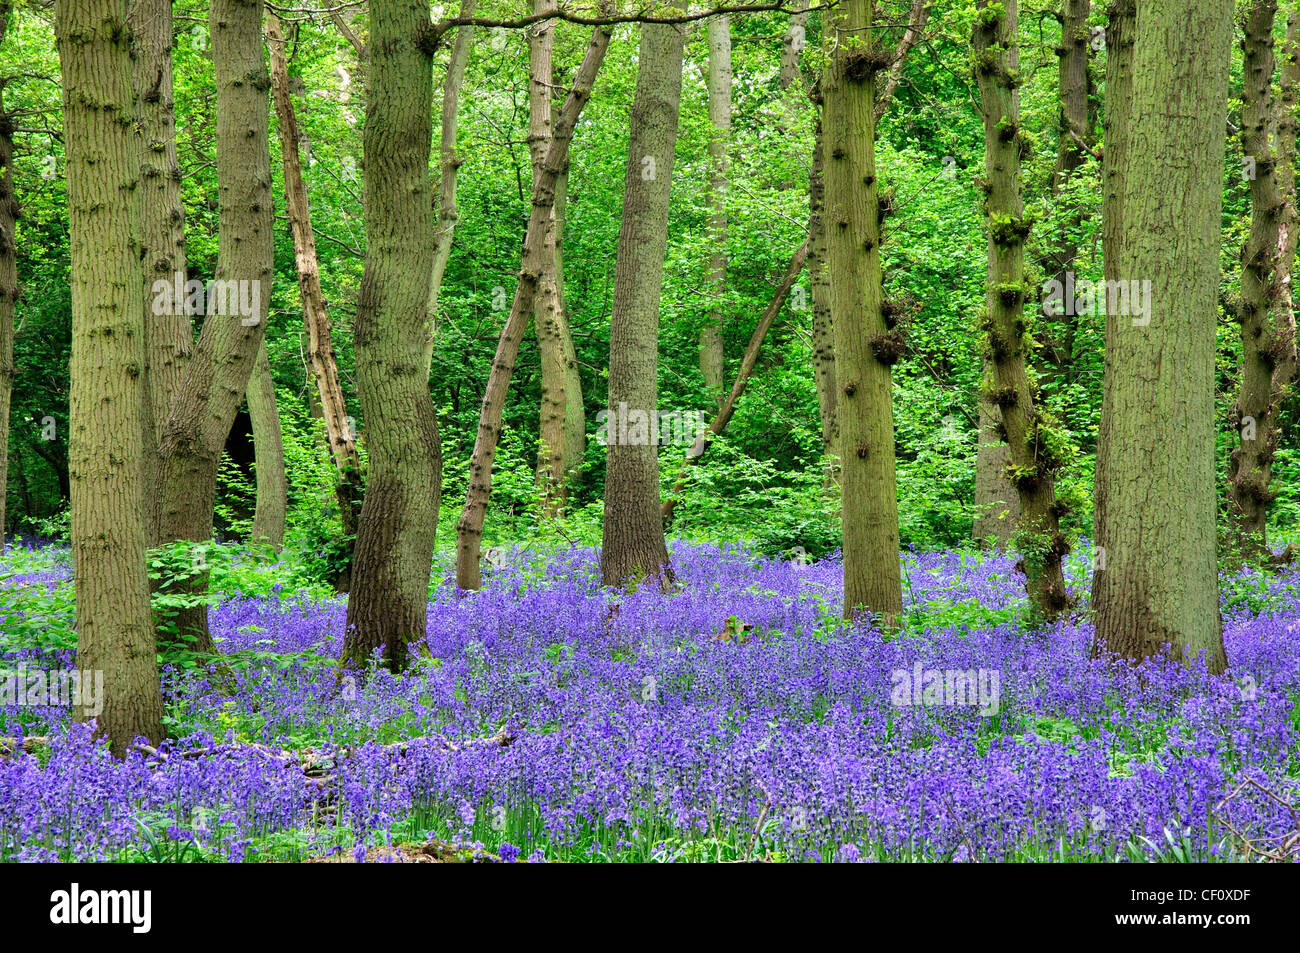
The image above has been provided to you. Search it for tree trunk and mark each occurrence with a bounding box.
[554,168,587,488]
[1039,0,1091,383]
[130,0,191,549]
[266,10,362,538]
[662,241,809,522]
[340,0,444,673]
[423,0,476,373]
[248,340,286,549]
[155,0,273,656]
[823,0,902,625]
[0,4,15,550]
[1092,0,1232,674]
[808,119,838,488]
[454,24,613,591]
[600,16,686,588]
[972,400,1020,545]
[56,0,163,754]
[973,0,1070,620]
[698,14,731,401]
[1227,0,1299,559]
[780,0,809,90]
[530,0,570,516]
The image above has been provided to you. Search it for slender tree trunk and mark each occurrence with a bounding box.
[454,25,613,590]
[56,0,163,754]
[248,340,286,549]
[554,169,586,487]
[780,0,808,90]
[156,0,273,655]
[423,0,476,372]
[1040,0,1091,383]
[808,119,838,488]
[823,0,902,625]
[874,0,930,123]
[1092,0,1232,674]
[340,0,443,673]
[130,0,190,548]
[267,11,362,537]
[973,0,1070,620]
[662,240,809,522]
[600,16,686,588]
[1228,0,1299,558]
[530,0,570,516]
[0,4,16,550]
[699,14,731,400]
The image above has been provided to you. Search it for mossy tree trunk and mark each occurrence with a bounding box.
[248,340,286,549]
[823,0,903,625]
[1227,0,1299,559]
[155,0,273,657]
[973,0,1070,621]
[56,0,164,754]
[340,0,443,672]
[1092,0,1232,674]
[699,14,731,402]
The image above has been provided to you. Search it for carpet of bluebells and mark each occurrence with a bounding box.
[1,539,1298,863]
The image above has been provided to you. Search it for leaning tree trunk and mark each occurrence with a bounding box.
[1227,0,1299,559]
[698,13,731,401]
[340,0,443,673]
[248,340,286,549]
[454,24,613,591]
[130,0,191,548]
[56,0,163,754]
[156,0,272,656]
[662,241,809,522]
[823,0,903,626]
[1092,0,1232,674]
[267,10,362,537]
[0,4,15,551]
[599,16,686,588]
[973,0,1070,621]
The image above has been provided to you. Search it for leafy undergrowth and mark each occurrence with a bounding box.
[1,540,1298,862]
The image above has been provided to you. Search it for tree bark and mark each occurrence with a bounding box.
[972,400,1020,545]
[340,0,444,673]
[808,119,838,488]
[130,0,191,548]
[973,0,1070,620]
[823,0,902,625]
[662,240,809,522]
[1227,0,1299,558]
[779,0,808,90]
[554,167,587,488]
[423,0,476,373]
[155,0,273,655]
[530,0,571,516]
[248,340,286,549]
[600,16,686,588]
[1092,0,1232,674]
[56,0,164,754]
[0,3,16,550]
[266,10,362,538]
[454,24,613,590]
[1039,0,1091,382]
[698,14,731,401]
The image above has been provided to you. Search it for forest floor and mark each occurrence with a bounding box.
[1,541,1298,862]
